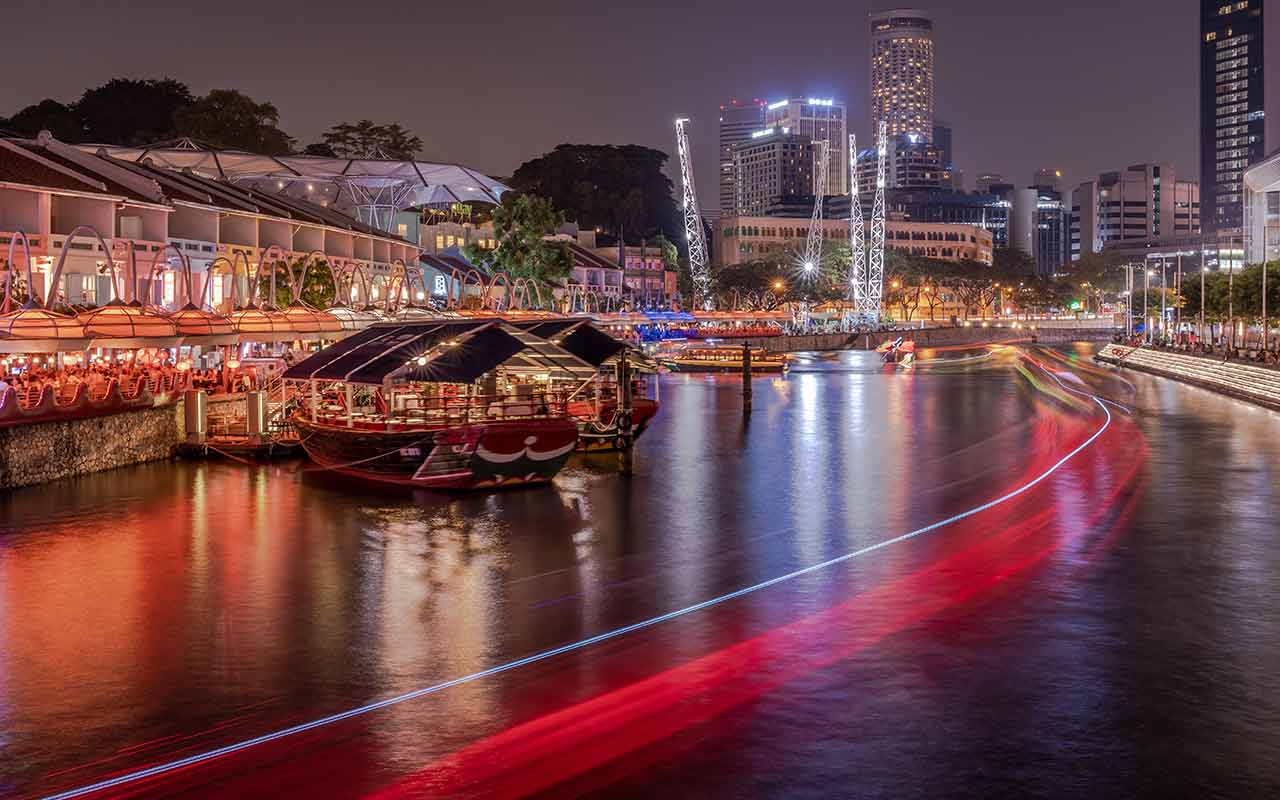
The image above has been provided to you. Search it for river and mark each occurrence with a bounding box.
[2,343,1279,798]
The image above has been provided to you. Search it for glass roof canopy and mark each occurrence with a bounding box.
[88,139,510,231]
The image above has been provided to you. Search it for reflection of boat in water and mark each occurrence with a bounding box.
[284,318,650,489]
[662,345,789,373]
[876,337,916,365]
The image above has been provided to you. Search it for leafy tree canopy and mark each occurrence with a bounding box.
[174,89,294,155]
[257,257,336,309]
[77,78,194,145]
[0,99,83,141]
[462,194,571,290]
[317,120,423,160]
[509,144,681,246]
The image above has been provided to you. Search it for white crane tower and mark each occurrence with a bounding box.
[802,139,830,276]
[850,122,888,320]
[674,118,711,306]
[847,133,865,306]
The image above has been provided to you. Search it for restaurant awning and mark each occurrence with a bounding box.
[167,304,239,346]
[0,307,93,353]
[78,301,183,349]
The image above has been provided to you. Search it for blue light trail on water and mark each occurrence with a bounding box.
[44,396,1113,800]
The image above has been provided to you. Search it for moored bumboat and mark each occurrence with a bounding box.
[282,317,658,488]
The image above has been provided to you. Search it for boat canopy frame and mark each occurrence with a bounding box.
[281,319,602,387]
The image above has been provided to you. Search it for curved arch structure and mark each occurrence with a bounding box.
[47,225,118,308]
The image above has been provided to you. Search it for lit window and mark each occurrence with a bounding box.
[435,234,444,249]
[162,271,176,305]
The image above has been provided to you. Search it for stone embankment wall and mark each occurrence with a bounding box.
[747,325,1118,353]
[0,403,184,490]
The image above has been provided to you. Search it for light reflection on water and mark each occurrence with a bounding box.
[1,346,1280,797]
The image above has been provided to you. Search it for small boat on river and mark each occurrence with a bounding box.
[877,337,916,365]
[661,344,788,374]
[283,318,649,489]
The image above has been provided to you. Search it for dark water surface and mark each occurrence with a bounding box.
[2,345,1279,798]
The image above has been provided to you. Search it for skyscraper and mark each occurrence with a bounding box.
[869,9,935,143]
[854,134,948,193]
[1200,0,1277,234]
[730,128,815,216]
[764,98,848,195]
[718,99,766,215]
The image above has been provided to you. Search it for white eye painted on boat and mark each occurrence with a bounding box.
[524,436,537,445]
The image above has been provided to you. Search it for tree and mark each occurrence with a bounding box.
[0,99,83,141]
[992,247,1036,277]
[301,142,337,157]
[319,120,423,159]
[509,144,682,246]
[76,78,194,145]
[257,257,336,309]
[462,194,571,288]
[174,89,294,154]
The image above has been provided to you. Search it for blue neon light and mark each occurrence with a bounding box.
[44,397,1113,800]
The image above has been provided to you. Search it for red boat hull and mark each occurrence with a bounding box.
[293,414,580,490]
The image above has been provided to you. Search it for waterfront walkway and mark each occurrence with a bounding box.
[1095,343,1280,410]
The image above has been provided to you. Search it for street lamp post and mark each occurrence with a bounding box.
[1126,262,1134,337]
[1159,257,1168,346]
[1228,238,1235,349]
[1146,262,1157,343]
[1200,246,1206,344]
[1176,253,1183,340]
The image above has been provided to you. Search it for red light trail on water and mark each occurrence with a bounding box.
[368,403,1145,798]
[41,363,1143,800]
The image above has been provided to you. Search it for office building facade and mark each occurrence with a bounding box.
[854,134,951,193]
[718,99,766,215]
[869,8,936,142]
[763,98,848,195]
[714,214,992,266]
[731,129,815,217]
[1243,150,1280,262]
[1070,163,1201,261]
[1200,0,1278,234]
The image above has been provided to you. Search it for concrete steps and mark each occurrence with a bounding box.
[1096,344,1280,409]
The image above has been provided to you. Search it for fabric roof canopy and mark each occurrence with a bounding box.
[284,320,486,383]
[91,141,510,212]
[282,320,599,385]
[512,319,628,368]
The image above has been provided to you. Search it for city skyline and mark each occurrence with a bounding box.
[1,0,1198,203]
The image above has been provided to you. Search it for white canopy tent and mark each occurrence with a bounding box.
[87,139,509,232]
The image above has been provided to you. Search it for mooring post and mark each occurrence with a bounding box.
[616,351,634,475]
[742,343,753,410]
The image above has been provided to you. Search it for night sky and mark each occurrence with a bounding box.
[2,0,1197,199]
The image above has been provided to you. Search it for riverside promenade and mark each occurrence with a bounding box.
[746,317,1120,353]
[1095,343,1280,411]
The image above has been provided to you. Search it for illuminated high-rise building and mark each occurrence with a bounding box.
[869,8,935,143]
[718,99,766,215]
[764,98,848,195]
[1200,0,1277,234]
